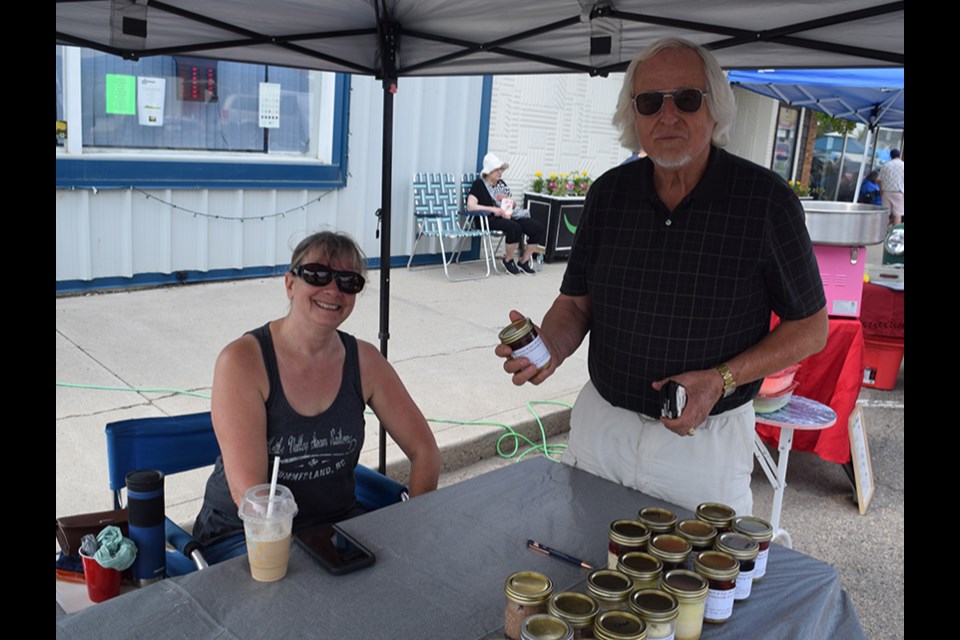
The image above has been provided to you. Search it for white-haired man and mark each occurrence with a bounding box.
[496,38,828,516]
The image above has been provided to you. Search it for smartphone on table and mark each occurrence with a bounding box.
[294,523,376,575]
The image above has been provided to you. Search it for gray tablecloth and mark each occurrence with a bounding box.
[57,457,865,639]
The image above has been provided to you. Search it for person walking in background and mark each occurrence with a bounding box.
[878,149,904,225]
[859,170,882,205]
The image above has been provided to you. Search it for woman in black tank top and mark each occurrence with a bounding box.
[193,231,440,546]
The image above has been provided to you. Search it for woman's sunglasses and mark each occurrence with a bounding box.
[291,263,365,294]
[633,88,708,117]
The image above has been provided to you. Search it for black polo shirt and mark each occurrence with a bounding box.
[561,147,825,417]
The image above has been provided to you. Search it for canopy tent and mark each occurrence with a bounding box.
[57,0,904,470]
[728,68,904,129]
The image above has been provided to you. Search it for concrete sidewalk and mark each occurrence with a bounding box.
[56,255,903,639]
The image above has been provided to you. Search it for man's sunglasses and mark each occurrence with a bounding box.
[633,88,708,116]
[290,263,365,294]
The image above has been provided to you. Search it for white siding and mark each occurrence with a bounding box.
[56,75,485,283]
[487,73,627,188]
[727,86,779,167]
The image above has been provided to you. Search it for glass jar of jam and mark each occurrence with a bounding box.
[675,519,717,571]
[499,317,552,373]
[660,570,709,640]
[505,571,555,640]
[520,614,574,640]
[607,520,651,570]
[592,610,647,640]
[617,552,663,591]
[731,516,773,582]
[628,589,679,640]
[548,592,600,639]
[586,569,634,612]
[693,551,739,624]
[695,502,736,534]
[647,534,692,573]
[637,507,677,534]
[715,533,759,602]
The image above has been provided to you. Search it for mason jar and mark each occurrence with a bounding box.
[693,551,739,624]
[715,533,760,602]
[617,552,663,591]
[548,591,600,639]
[731,516,773,581]
[592,610,647,640]
[695,503,736,534]
[586,569,634,612]
[647,534,692,573]
[608,520,651,570]
[674,519,717,571]
[637,507,677,535]
[505,571,555,640]
[660,570,709,640]
[520,614,574,640]
[628,589,679,640]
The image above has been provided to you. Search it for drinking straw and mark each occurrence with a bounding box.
[266,455,281,517]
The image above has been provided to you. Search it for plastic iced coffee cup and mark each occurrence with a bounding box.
[238,483,298,582]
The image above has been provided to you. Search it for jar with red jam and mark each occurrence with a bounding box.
[504,571,554,640]
[731,516,773,582]
[693,551,739,624]
[715,533,759,602]
[637,507,677,534]
[675,519,717,571]
[499,317,552,374]
[647,534,692,573]
[607,520,651,570]
[695,502,736,534]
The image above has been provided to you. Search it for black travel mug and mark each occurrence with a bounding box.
[125,469,166,585]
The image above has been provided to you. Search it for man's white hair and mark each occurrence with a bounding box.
[612,37,737,151]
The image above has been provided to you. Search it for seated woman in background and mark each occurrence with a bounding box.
[859,170,882,206]
[193,231,440,545]
[467,152,546,276]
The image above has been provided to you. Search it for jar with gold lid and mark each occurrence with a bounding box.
[675,519,717,570]
[499,317,552,374]
[548,592,599,639]
[637,507,677,534]
[586,569,634,612]
[660,569,709,640]
[647,534,692,573]
[731,516,773,581]
[617,552,662,591]
[520,613,574,640]
[505,571,555,640]
[715,533,759,601]
[592,610,647,640]
[607,520,651,570]
[695,502,736,533]
[693,551,739,624]
[627,589,679,640]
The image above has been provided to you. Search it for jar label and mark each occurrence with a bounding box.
[754,547,769,579]
[512,335,551,369]
[704,586,735,621]
[734,570,755,600]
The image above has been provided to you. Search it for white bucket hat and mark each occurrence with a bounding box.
[481,152,509,176]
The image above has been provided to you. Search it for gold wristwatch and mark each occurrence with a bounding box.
[716,363,736,398]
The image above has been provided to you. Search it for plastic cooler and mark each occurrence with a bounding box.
[861,335,904,390]
[813,245,866,318]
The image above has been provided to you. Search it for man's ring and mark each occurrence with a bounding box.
[687,428,696,436]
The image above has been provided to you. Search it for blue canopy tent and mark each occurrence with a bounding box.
[728,68,904,129]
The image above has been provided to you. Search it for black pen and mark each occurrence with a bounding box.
[527,539,595,570]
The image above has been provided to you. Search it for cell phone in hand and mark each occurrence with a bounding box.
[660,380,687,419]
[294,523,376,575]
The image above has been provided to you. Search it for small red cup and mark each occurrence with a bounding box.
[80,551,122,603]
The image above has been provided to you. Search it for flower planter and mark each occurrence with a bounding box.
[523,191,585,262]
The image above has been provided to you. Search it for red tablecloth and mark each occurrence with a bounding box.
[755,318,864,464]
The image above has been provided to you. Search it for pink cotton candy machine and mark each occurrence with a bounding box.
[803,202,888,319]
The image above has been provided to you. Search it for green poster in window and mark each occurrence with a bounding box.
[105,74,136,115]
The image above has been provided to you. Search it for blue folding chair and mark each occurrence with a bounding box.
[106,411,408,576]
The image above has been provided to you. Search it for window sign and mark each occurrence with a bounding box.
[259,82,281,129]
[137,77,166,126]
[105,74,136,115]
